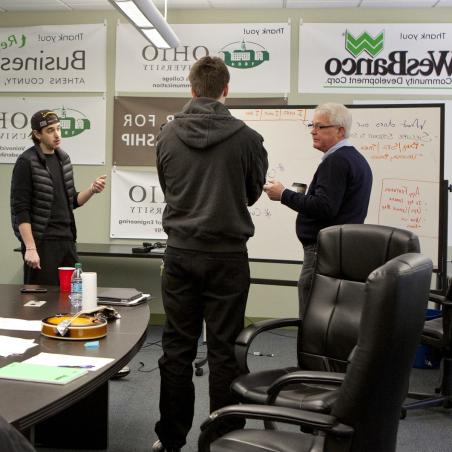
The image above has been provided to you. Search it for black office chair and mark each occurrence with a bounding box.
[232,224,421,414]
[404,281,452,411]
[199,253,433,452]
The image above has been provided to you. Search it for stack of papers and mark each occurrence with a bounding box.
[0,317,42,332]
[0,335,38,357]
[24,353,114,371]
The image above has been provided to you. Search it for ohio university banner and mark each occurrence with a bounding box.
[299,23,452,95]
[0,97,106,165]
[115,23,290,94]
[110,168,167,239]
[0,24,106,92]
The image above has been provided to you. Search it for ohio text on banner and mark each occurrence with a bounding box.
[113,96,287,166]
[115,23,290,94]
[0,24,107,92]
[299,23,452,95]
[0,97,106,165]
[110,168,167,239]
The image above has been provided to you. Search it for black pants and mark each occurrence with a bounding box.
[155,246,250,449]
[22,240,78,286]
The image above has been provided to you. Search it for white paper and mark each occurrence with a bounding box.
[0,317,42,331]
[24,353,114,372]
[0,335,38,357]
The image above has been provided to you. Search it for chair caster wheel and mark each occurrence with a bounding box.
[195,367,203,376]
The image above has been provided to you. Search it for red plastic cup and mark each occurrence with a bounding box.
[58,267,75,292]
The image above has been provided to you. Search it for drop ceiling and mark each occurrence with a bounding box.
[0,0,451,13]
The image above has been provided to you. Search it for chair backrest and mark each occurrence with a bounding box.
[327,253,432,452]
[299,224,420,372]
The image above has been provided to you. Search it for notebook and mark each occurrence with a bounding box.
[0,362,88,385]
[97,287,150,306]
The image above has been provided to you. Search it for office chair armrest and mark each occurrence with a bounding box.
[198,403,353,452]
[267,370,345,408]
[429,293,452,307]
[235,318,301,374]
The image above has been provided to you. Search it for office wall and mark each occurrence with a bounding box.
[0,7,450,320]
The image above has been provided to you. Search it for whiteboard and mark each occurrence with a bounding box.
[230,105,444,268]
[354,100,452,248]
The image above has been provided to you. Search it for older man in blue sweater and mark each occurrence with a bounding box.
[264,103,372,316]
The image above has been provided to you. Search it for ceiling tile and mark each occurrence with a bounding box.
[0,0,69,11]
[209,0,284,8]
[360,0,437,7]
[153,0,212,8]
[287,0,360,7]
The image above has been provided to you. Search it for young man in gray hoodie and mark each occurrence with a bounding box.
[153,56,268,452]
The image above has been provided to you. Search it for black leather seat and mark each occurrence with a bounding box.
[404,282,452,411]
[232,224,421,413]
[199,253,433,452]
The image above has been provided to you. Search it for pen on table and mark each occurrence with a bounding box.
[57,365,95,369]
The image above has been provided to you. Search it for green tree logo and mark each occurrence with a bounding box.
[221,39,269,69]
[53,107,91,138]
[345,30,384,58]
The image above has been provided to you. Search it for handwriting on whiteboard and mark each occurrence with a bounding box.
[378,179,438,238]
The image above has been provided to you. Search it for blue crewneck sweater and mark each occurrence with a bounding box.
[281,145,372,245]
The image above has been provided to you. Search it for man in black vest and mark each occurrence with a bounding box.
[10,109,106,285]
[264,103,372,316]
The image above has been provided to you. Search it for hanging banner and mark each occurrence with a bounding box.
[115,23,290,94]
[113,96,287,166]
[0,24,106,92]
[113,97,189,166]
[0,97,106,165]
[299,23,452,95]
[110,168,167,239]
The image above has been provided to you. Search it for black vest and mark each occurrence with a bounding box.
[11,145,77,241]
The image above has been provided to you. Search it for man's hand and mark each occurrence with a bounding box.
[91,175,107,194]
[263,180,285,201]
[24,249,41,269]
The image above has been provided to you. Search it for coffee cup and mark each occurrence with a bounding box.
[58,267,75,292]
[292,183,307,194]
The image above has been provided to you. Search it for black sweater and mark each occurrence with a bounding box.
[281,145,373,245]
[156,97,268,252]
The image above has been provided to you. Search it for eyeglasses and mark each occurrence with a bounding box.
[307,123,339,130]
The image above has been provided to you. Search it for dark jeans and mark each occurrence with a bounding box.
[155,246,250,449]
[298,243,317,317]
[22,240,78,285]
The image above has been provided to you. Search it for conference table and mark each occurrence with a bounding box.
[0,284,150,449]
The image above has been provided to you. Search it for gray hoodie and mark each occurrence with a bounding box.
[156,97,268,252]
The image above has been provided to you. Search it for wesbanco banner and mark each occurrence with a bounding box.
[0,97,106,165]
[110,168,167,240]
[115,23,290,94]
[0,24,106,92]
[299,23,452,95]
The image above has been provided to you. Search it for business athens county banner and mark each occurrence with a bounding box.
[299,23,452,95]
[0,97,106,165]
[0,24,106,92]
[110,168,167,239]
[115,23,290,94]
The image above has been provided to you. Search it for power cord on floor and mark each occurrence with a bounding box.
[137,361,159,373]
[140,339,162,349]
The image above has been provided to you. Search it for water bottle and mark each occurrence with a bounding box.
[70,263,83,312]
